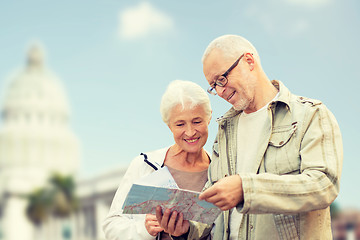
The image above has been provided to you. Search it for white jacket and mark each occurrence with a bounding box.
[102,147,169,240]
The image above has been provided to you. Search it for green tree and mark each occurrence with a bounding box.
[26,173,78,225]
[26,188,53,225]
[50,173,78,217]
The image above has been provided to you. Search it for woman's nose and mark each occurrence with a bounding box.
[185,125,196,136]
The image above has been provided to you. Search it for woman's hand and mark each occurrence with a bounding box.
[145,214,164,236]
[156,206,190,237]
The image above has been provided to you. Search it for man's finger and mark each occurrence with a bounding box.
[199,189,223,204]
[199,186,217,200]
[204,193,223,204]
[213,200,229,209]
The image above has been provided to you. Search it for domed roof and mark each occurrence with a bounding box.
[1,44,70,119]
[0,44,80,186]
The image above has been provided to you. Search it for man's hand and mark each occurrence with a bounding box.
[156,206,190,237]
[145,214,164,236]
[199,175,244,211]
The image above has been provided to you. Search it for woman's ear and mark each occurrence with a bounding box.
[208,111,213,124]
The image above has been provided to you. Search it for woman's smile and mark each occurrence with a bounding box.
[184,137,200,143]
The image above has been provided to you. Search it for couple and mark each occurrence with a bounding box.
[103,34,343,240]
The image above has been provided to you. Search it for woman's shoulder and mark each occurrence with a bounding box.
[132,146,170,168]
[142,146,170,160]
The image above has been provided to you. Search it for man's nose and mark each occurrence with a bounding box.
[216,85,226,97]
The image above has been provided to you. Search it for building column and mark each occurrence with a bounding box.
[95,200,109,240]
[2,195,34,240]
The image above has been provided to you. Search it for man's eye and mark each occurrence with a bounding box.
[218,77,226,83]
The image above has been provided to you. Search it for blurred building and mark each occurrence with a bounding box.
[332,208,360,240]
[74,168,125,240]
[0,45,125,240]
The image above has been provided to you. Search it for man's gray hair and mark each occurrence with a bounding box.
[160,80,212,124]
[201,34,260,64]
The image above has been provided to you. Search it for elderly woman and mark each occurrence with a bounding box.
[102,80,212,240]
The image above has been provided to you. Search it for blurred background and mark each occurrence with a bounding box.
[0,0,359,239]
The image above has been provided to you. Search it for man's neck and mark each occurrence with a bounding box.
[244,76,278,114]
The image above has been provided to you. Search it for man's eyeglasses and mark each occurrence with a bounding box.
[207,53,247,95]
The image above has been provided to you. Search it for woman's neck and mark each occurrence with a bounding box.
[164,145,209,172]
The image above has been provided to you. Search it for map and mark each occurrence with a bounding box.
[122,184,221,224]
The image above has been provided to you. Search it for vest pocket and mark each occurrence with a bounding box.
[264,123,300,174]
[269,123,297,147]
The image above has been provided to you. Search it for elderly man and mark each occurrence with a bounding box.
[157,34,343,240]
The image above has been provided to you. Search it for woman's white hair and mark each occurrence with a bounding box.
[201,34,261,65]
[160,80,212,124]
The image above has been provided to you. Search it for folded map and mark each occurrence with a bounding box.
[122,184,221,224]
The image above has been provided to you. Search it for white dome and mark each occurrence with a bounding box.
[0,44,80,192]
[2,45,70,122]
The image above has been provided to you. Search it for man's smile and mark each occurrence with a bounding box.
[227,91,236,101]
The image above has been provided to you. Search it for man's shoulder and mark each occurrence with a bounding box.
[295,95,323,107]
[285,94,328,120]
[273,80,323,110]
[286,92,323,111]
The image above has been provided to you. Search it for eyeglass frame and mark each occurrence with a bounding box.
[207,53,251,95]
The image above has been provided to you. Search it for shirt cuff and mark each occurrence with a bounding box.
[136,219,156,240]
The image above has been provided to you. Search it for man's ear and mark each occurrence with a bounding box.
[245,53,255,71]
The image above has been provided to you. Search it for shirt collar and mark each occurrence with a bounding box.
[216,80,292,124]
[271,80,292,112]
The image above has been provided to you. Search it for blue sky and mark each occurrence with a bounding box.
[0,0,359,209]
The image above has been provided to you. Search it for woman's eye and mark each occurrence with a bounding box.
[176,123,184,127]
